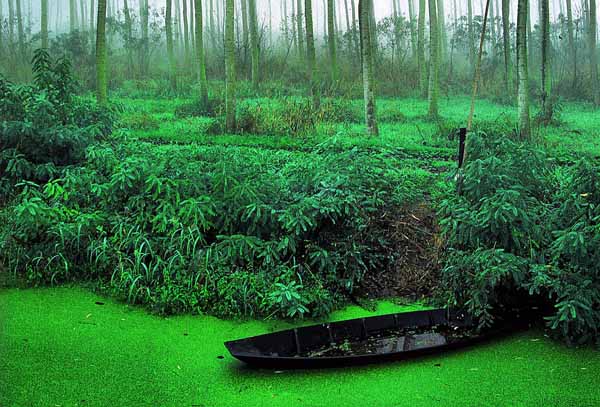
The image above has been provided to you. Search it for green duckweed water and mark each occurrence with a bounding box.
[1,287,599,407]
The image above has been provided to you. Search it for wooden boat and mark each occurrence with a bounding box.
[224,308,508,369]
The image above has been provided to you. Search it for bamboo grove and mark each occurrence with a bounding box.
[0,0,599,136]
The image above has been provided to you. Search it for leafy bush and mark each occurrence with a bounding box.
[121,111,161,131]
[0,141,433,318]
[438,133,600,345]
[0,50,114,201]
[174,96,224,118]
[236,98,317,136]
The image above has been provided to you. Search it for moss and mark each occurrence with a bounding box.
[1,287,599,407]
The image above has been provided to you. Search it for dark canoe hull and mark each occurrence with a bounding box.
[224,308,510,369]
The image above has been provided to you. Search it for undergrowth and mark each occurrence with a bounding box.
[439,133,600,346]
[0,140,435,318]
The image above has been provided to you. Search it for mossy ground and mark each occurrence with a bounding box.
[1,287,599,407]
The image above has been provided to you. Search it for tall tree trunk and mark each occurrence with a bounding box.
[195,0,209,106]
[468,0,474,66]
[283,0,289,44]
[436,0,446,62]
[526,0,532,70]
[166,0,177,91]
[427,0,439,117]
[174,0,182,58]
[291,0,297,52]
[590,0,599,104]
[190,0,195,55]
[327,0,338,81]
[489,0,496,56]
[140,0,149,75]
[225,0,236,131]
[540,0,552,118]
[0,0,4,54]
[343,0,350,34]
[418,0,427,96]
[123,0,134,78]
[502,0,511,93]
[305,0,320,108]
[41,0,48,49]
[517,0,530,138]
[8,0,14,45]
[248,0,260,89]
[90,0,96,48]
[268,0,272,46]
[297,0,305,58]
[96,0,108,105]
[79,0,86,31]
[351,0,359,56]
[183,0,190,69]
[566,0,576,86]
[368,0,377,56]
[359,0,378,135]
[70,0,77,33]
[408,0,417,59]
[15,0,24,60]
[209,0,215,49]
[241,0,249,65]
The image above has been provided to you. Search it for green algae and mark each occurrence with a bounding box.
[1,287,599,407]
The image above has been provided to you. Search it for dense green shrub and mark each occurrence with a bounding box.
[174,96,224,118]
[120,111,161,131]
[0,50,114,201]
[0,141,434,318]
[236,98,316,136]
[439,133,600,345]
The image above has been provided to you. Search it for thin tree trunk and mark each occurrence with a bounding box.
[566,0,576,85]
[468,0,474,66]
[291,0,297,52]
[90,0,96,47]
[0,0,4,54]
[305,0,320,108]
[502,0,512,93]
[418,0,427,96]
[467,0,491,131]
[359,0,378,135]
[268,0,272,46]
[166,0,177,91]
[436,0,446,62]
[428,0,439,117]
[96,0,108,105]
[526,0,532,70]
[80,0,86,31]
[8,0,14,45]
[195,0,209,106]
[123,0,134,78]
[183,0,190,68]
[241,0,249,64]
[140,0,149,76]
[248,0,260,89]
[70,0,77,33]
[41,0,48,48]
[16,0,24,60]
[327,0,338,81]
[343,0,350,35]
[351,0,359,56]
[408,0,417,59]
[225,0,236,131]
[297,0,305,58]
[590,0,599,104]
[517,0,530,138]
[541,0,552,118]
